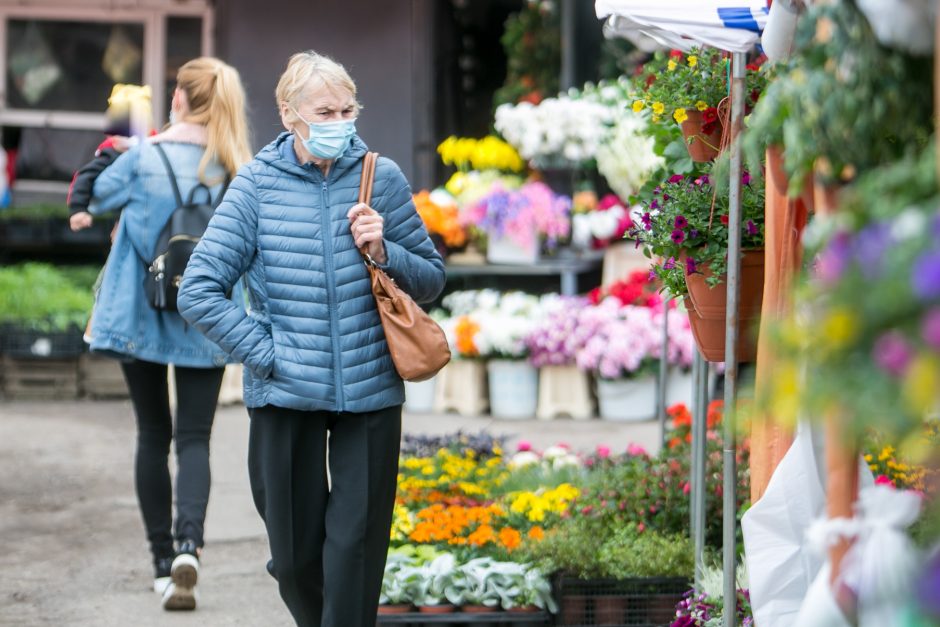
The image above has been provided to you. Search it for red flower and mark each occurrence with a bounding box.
[669,49,684,59]
[720,214,729,226]
[701,106,720,135]
[645,73,656,88]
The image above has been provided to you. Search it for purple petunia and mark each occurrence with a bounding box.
[664,257,676,270]
[873,331,913,376]
[674,215,688,229]
[816,231,852,285]
[669,174,684,184]
[912,251,940,301]
[742,171,751,186]
[650,199,660,210]
[746,220,758,236]
[642,212,653,230]
[671,229,686,244]
[922,308,940,349]
[685,257,697,275]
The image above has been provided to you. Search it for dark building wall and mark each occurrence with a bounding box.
[214,0,433,188]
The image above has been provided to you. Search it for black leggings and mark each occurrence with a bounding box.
[121,359,225,561]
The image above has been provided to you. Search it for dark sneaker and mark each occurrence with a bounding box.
[153,557,173,595]
[162,539,199,611]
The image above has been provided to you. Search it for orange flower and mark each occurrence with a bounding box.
[454,316,480,357]
[467,524,496,547]
[413,190,467,248]
[527,526,545,540]
[499,527,522,551]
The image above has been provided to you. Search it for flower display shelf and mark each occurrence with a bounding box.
[375,609,549,624]
[79,353,128,399]
[1,355,80,400]
[554,576,689,627]
[433,360,488,416]
[536,364,593,421]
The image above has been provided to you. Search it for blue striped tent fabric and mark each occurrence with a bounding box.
[596,0,769,53]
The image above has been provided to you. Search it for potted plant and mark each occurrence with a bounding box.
[378,554,417,614]
[458,558,504,613]
[631,167,766,361]
[475,292,542,419]
[574,300,661,421]
[461,181,571,264]
[524,295,593,420]
[414,554,459,613]
[742,1,932,203]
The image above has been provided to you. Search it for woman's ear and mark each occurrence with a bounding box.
[278,102,294,133]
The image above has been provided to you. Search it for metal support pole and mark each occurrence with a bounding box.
[690,350,708,587]
[722,52,747,627]
[560,0,576,90]
[657,298,670,450]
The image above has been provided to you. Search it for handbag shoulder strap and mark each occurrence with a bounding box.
[359,151,379,206]
[152,143,184,207]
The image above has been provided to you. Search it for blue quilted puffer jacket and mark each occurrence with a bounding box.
[177,133,445,413]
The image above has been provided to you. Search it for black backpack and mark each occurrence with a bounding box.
[145,143,228,311]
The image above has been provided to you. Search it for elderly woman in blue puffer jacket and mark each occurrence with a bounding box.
[177,51,445,627]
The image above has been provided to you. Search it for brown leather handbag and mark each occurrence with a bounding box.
[357,151,451,382]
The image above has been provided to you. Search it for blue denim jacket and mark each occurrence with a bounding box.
[88,139,232,367]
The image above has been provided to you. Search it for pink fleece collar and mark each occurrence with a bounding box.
[148,122,208,146]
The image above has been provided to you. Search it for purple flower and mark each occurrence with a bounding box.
[674,215,688,229]
[664,257,676,270]
[746,220,758,236]
[650,199,660,210]
[641,212,653,230]
[854,223,890,278]
[671,617,696,627]
[668,174,684,184]
[689,229,700,239]
[922,308,940,349]
[685,257,697,275]
[917,551,940,615]
[742,171,751,186]
[873,331,913,376]
[671,229,686,244]
[663,194,670,201]
[912,251,940,300]
[816,231,852,285]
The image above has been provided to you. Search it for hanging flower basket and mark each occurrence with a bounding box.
[679,108,723,162]
[683,249,765,362]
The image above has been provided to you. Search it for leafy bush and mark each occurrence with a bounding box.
[0,263,95,331]
[0,203,69,220]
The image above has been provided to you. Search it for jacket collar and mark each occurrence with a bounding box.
[148,122,208,146]
[257,132,369,183]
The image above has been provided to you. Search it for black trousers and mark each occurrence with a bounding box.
[121,359,225,561]
[247,404,402,627]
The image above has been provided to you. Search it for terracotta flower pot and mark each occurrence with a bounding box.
[561,594,590,624]
[507,605,540,612]
[683,249,765,362]
[377,603,413,614]
[461,604,500,613]
[418,604,456,613]
[679,108,723,162]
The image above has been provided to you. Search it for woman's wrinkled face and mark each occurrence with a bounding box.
[282,83,357,138]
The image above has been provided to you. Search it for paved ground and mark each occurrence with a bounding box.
[0,399,664,626]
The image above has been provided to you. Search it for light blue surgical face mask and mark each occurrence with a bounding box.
[290,106,356,160]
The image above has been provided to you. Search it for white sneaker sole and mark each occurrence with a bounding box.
[163,553,199,611]
[153,576,171,595]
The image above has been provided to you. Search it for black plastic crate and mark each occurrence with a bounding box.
[0,219,53,248]
[554,577,689,627]
[1,325,87,359]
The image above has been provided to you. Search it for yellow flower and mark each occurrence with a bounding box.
[667,60,677,71]
[651,102,665,115]
[652,115,661,123]
[673,108,689,124]
[695,100,708,111]
[687,55,698,67]
[903,354,940,415]
[820,308,857,350]
[632,100,646,113]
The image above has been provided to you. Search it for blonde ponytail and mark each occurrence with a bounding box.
[176,57,252,183]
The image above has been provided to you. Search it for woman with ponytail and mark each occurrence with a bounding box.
[77,57,251,612]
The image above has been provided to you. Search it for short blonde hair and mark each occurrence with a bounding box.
[275,51,360,122]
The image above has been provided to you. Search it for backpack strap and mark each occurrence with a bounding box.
[153,143,183,207]
[214,176,230,206]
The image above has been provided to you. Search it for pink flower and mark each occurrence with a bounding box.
[581,505,594,515]
[596,445,611,458]
[875,475,895,487]
[517,440,532,452]
[637,523,646,533]
[627,443,648,457]
[682,482,691,495]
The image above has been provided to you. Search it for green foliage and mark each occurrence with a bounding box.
[493,1,560,108]
[639,48,729,121]
[631,164,766,299]
[0,203,69,220]
[0,263,95,331]
[743,1,933,193]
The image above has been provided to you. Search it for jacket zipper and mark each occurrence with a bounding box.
[319,179,345,412]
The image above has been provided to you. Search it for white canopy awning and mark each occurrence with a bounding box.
[595,0,769,53]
